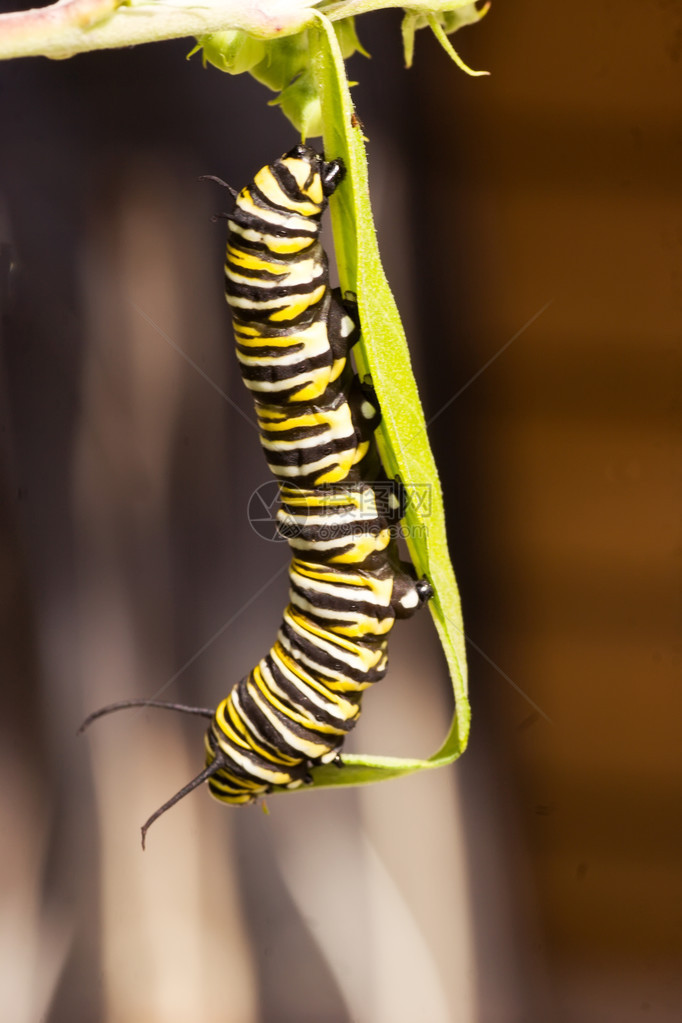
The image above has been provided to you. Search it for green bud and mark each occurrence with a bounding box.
[193,20,368,139]
[402,3,490,74]
[194,30,265,75]
[334,18,370,60]
[401,12,419,69]
[272,70,323,138]
[250,34,310,92]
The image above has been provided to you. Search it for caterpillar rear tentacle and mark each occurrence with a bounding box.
[198,173,238,199]
[78,698,214,734]
[82,145,432,846]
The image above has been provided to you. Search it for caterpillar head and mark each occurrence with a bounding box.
[276,144,345,208]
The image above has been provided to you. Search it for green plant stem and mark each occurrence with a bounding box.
[0,0,316,61]
[0,0,484,62]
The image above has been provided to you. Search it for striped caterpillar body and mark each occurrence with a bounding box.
[225,145,381,487]
[81,146,432,844]
[206,480,430,805]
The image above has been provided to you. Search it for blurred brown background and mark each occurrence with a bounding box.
[0,2,680,1021]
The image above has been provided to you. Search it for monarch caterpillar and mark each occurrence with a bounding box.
[81,146,432,846]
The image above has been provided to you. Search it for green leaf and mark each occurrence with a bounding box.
[425,10,490,77]
[402,3,490,71]
[290,754,432,792]
[280,13,471,794]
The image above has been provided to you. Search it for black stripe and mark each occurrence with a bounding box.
[277,618,387,686]
[216,691,302,767]
[278,535,358,560]
[278,499,381,522]
[279,486,375,509]
[235,339,307,360]
[229,236,327,273]
[229,301,322,329]
[225,275,324,302]
[239,351,330,384]
[264,434,357,468]
[260,424,330,446]
[289,579,394,621]
[229,205,318,241]
[272,160,317,205]
[224,259,285,282]
[250,180,322,220]
[208,724,281,782]
[237,673,332,753]
[278,514,383,534]
[264,652,353,727]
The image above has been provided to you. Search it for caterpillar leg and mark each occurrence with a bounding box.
[349,374,382,434]
[391,566,433,618]
[371,476,408,525]
[328,287,360,360]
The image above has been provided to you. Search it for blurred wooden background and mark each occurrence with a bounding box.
[0,2,680,1021]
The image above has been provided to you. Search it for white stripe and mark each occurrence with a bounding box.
[290,572,391,608]
[231,203,314,233]
[247,681,337,756]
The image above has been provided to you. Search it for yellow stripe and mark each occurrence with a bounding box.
[289,159,324,206]
[226,245,287,276]
[238,189,311,230]
[351,440,370,464]
[288,373,333,403]
[237,334,304,349]
[216,696,299,767]
[333,618,395,638]
[283,158,323,206]
[272,643,358,718]
[225,700,251,742]
[257,410,321,432]
[213,700,251,750]
[292,562,365,588]
[283,493,354,508]
[314,461,355,484]
[288,606,358,655]
[285,607,386,674]
[269,286,326,322]
[254,165,321,218]
[264,236,314,255]
[247,681,339,756]
[305,176,324,205]
[329,357,346,382]
[251,664,345,736]
[330,530,391,563]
